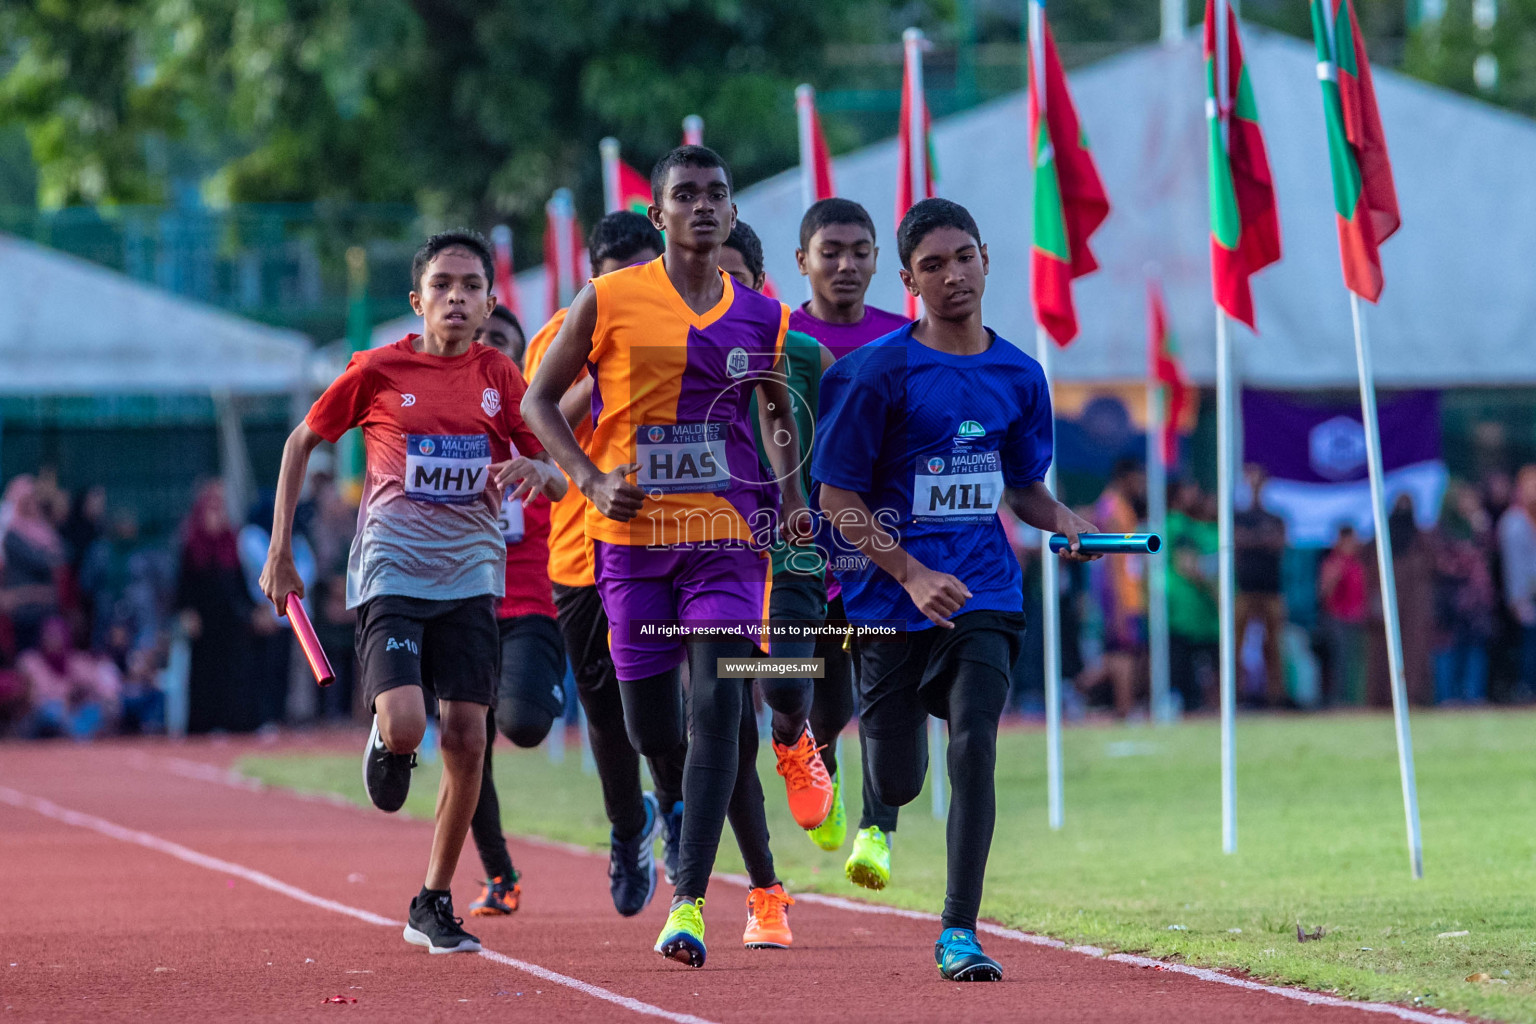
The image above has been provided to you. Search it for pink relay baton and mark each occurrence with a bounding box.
[286,593,335,687]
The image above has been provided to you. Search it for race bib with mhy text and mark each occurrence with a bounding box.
[405,434,491,505]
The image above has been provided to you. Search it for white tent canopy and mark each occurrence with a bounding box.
[370,30,1536,389]
[0,232,314,395]
[738,30,1536,388]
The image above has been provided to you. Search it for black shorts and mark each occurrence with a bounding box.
[855,610,1025,738]
[498,613,567,719]
[552,582,612,690]
[356,594,499,711]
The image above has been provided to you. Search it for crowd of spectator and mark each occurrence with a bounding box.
[0,459,360,740]
[6,451,1536,740]
[1006,461,1536,718]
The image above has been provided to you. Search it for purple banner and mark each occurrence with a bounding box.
[1241,390,1440,484]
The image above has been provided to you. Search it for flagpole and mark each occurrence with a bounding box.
[551,188,577,306]
[1350,293,1425,879]
[796,84,818,302]
[599,138,622,214]
[1215,308,1238,854]
[902,27,928,321]
[1037,326,1065,831]
[796,85,817,214]
[1147,377,1172,723]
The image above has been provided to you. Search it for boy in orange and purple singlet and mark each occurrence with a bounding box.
[522,146,831,968]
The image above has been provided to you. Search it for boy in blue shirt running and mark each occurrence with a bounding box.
[813,198,1098,982]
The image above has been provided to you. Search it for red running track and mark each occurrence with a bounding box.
[0,736,1473,1024]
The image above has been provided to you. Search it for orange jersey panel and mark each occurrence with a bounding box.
[524,307,596,587]
[586,258,789,547]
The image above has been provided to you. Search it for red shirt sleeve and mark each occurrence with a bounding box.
[306,351,375,443]
[497,361,545,458]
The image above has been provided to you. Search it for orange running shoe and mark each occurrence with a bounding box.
[743,884,795,949]
[469,875,521,916]
[773,726,834,830]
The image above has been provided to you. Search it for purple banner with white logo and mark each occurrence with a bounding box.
[1242,390,1440,483]
[1240,390,1445,547]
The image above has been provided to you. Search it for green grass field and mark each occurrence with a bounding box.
[240,710,1536,1023]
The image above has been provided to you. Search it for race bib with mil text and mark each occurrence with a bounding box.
[911,449,1005,522]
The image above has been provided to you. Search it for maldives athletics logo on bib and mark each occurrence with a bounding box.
[481,388,501,417]
[927,456,945,474]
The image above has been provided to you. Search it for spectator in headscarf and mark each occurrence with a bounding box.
[1,475,65,654]
[175,481,258,734]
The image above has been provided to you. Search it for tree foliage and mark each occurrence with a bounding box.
[0,0,908,255]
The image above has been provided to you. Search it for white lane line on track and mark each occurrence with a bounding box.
[750,889,1467,1024]
[0,785,718,1024]
[144,755,1473,1024]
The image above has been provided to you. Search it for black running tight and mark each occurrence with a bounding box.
[554,584,684,841]
[758,573,819,746]
[811,622,899,834]
[862,660,1010,932]
[620,638,776,899]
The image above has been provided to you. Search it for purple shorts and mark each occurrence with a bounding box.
[592,541,771,681]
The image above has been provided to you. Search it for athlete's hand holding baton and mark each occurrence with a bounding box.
[1048,532,1162,555]
[255,557,334,687]
[286,593,335,687]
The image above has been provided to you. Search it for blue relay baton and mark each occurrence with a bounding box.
[1048,532,1162,555]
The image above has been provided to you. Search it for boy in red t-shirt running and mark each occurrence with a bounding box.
[260,231,565,954]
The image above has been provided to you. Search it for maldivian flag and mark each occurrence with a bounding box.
[491,224,521,320]
[1311,0,1399,301]
[600,138,652,215]
[1205,0,1281,330]
[896,28,937,318]
[1028,0,1110,348]
[1148,280,1192,468]
[796,84,836,207]
[543,192,585,314]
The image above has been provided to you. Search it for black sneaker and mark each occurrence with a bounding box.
[609,792,660,917]
[362,715,415,813]
[403,892,481,954]
[660,798,683,886]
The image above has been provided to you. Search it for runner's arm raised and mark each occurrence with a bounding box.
[259,422,324,613]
